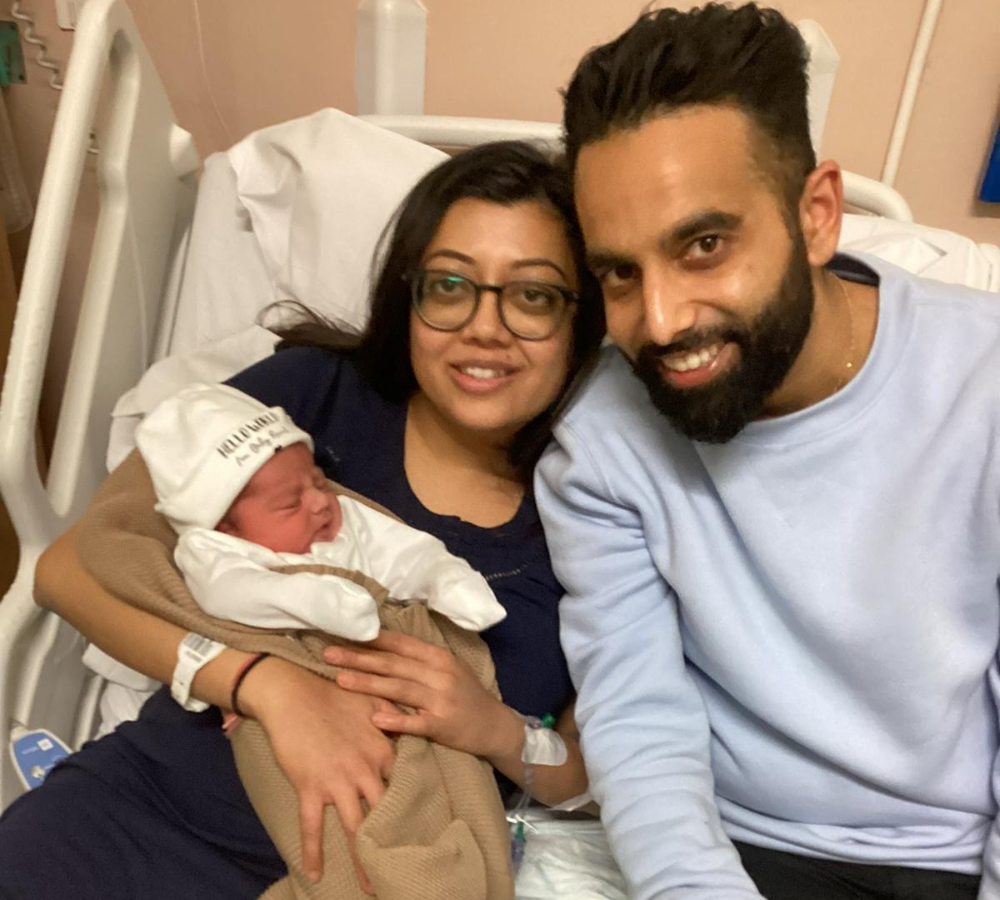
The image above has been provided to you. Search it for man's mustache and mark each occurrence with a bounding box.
[640,326,746,358]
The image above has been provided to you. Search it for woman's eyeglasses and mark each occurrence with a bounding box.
[411,269,578,341]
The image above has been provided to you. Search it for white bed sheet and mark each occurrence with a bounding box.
[514,810,627,900]
[840,215,1000,292]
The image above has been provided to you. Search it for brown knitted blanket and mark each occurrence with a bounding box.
[76,450,515,900]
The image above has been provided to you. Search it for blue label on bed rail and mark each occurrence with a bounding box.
[9,728,71,790]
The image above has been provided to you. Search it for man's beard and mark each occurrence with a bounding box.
[630,235,814,443]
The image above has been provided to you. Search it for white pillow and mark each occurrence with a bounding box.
[163,153,276,355]
[230,109,448,332]
[165,110,448,356]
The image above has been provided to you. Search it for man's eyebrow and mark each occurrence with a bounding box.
[584,211,742,271]
[585,249,634,272]
[666,210,743,247]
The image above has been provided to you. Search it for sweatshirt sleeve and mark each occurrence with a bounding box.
[535,427,762,900]
[341,498,507,632]
[175,530,381,641]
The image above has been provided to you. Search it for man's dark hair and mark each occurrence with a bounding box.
[562,3,817,212]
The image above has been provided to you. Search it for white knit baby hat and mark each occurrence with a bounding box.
[135,383,314,531]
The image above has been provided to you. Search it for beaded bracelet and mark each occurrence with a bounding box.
[230,652,271,717]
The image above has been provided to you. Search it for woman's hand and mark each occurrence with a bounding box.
[324,633,523,760]
[325,635,591,808]
[239,656,398,891]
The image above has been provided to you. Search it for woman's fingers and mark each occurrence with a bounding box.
[298,796,326,883]
[357,768,387,809]
[331,643,508,757]
[252,663,396,893]
[367,631,445,660]
[324,633,448,670]
[336,670,426,708]
[333,793,375,895]
[297,781,378,890]
[325,645,399,675]
[373,696,398,717]
[371,710,431,737]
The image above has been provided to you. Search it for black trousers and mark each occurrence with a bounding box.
[735,841,980,900]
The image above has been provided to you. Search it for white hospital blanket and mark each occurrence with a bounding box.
[514,812,627,900]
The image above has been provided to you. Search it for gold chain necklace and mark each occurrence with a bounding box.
[835,276,856,391]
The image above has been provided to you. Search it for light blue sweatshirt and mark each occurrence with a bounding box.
[535,255,1000,900]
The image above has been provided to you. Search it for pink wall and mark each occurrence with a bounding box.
[124,0,358,155]
[12,0,995,235]
[892,0,1000,230]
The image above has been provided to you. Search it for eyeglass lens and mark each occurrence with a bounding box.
[416,271,570,340]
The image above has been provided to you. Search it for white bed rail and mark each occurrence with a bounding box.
[842,170,913,223]
[0,0,198,810]
[362,115,914,223]
[360,114,562,152]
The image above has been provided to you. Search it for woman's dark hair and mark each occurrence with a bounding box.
[562,3,816,216]
[270,141,605,484]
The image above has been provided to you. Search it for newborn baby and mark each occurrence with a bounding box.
[135,382,506,642]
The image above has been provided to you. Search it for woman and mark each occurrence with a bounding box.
[0,141,605,899]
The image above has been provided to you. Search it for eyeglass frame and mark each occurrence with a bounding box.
[409,268,579,342]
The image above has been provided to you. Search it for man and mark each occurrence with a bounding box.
[535,4,1000,899]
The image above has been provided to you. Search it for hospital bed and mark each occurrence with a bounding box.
[0,0,998,873]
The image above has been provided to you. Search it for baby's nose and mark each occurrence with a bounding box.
[306,485,330,511]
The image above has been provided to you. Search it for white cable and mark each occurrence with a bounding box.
[9,0,64,90]
[191,0,234,145]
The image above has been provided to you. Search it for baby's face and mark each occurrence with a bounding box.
[218,443,342,554]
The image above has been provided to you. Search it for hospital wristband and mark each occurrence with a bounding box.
[171,632,226,712]
[521,714,568,767]
[512,715,567,815]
